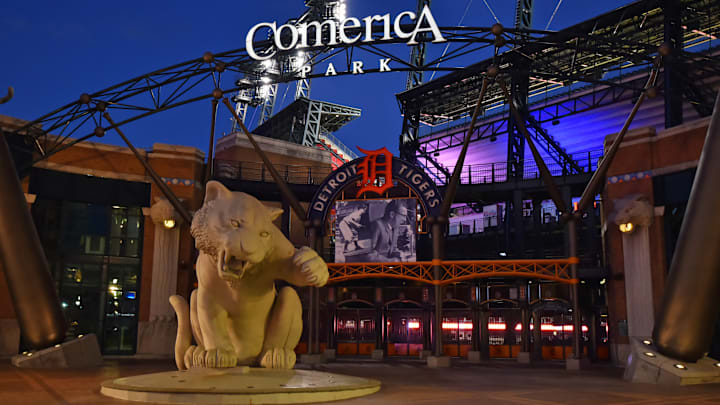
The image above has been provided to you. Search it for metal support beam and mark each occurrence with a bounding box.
[431,222,444,356]
[104,113,193,225]
[507,0,534,179]
[663,0,684,128]
[567,218,582,359]
[259,83,278,126]
[654,93,720,362]
[204,99,218,184]
[406,0,432,90]
[400,109,421,162]
[0,135,66,349]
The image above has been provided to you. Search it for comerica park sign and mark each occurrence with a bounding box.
[246,5,446,61]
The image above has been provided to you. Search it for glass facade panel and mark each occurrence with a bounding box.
[46,201,145,355]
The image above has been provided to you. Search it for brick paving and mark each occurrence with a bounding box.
[2,358,720,404]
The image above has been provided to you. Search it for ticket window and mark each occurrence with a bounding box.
[336,309,376,355]
[358,318,375,342]
[387,315,423,355]
[442,316,472,357]
[488,316,506,345]
[337,318,357,342]
[442,317,473,344]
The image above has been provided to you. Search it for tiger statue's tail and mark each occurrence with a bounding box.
[169,294,192,370]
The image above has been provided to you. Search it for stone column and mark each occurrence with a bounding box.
[137,198,181,356]
[612,196,655,340]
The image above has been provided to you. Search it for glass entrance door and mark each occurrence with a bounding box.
[102,264,140,354]
[54,202,144,355]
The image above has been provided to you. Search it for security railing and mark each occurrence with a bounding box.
[424,149,603,185]
[214,160,332,185]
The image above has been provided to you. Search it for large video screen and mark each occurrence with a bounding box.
[334,198,416,263]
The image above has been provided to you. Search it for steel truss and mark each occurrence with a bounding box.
[8,0,718,168]
[327,258,579,285]
[419,71,658,156]
[402,0,720,167]
[253,97,360,161]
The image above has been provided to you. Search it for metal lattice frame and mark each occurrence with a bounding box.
[327,258,579,285]
[401,0,720,167]
[9,0,719,168]
[302,99,361,147]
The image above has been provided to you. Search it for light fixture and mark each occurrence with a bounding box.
[642,339,652,345]
[643,351,656,358]
[600,278,606,285]
[673,364,687,370]
[54,344,61,348]
[163,219,176,229]
[78,334,84,338]
[714,362,720,368]
[499,252,507,257]
[619,222,634,233]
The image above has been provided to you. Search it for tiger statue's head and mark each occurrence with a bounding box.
[191,181,286,284]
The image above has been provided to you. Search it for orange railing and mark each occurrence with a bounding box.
[327,258,579,285]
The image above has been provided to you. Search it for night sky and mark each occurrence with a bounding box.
[1,0,636,156]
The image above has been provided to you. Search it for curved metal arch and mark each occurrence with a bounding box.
[11,21,660,167]
[529,297,571,310]
[336,298,375,309]
[478,298,519,307]
[385,298,423,309]
[443,298,470,308]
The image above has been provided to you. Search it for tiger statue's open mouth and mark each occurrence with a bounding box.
[217,249,254,280]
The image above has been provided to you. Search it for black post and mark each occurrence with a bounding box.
[431,222,444,356]
[204,99,218,184]
[568,218,582,359]
[663,0,683,128]
[480,306,490,360]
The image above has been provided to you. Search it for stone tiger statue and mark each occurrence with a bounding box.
[169,181,328,370]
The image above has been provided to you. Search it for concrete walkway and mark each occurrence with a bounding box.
[2,358,720,404]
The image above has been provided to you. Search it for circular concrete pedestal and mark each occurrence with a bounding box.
[100,367,380,404]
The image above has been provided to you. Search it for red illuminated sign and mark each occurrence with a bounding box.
[356,146,393,197]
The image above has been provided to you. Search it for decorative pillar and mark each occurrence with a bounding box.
[611,196,655,339]
[137,198,182,356]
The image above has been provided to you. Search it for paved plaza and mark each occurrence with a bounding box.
[2,358,720,405]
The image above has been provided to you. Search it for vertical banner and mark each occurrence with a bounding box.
[335,198,416,263]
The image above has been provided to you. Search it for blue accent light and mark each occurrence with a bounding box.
[126,291,137,300]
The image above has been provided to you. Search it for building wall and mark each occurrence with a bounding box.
[215,132,333,168]
[0,118,339,356]
[602,117,710,365]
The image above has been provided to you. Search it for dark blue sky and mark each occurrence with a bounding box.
[1,0,635,155]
